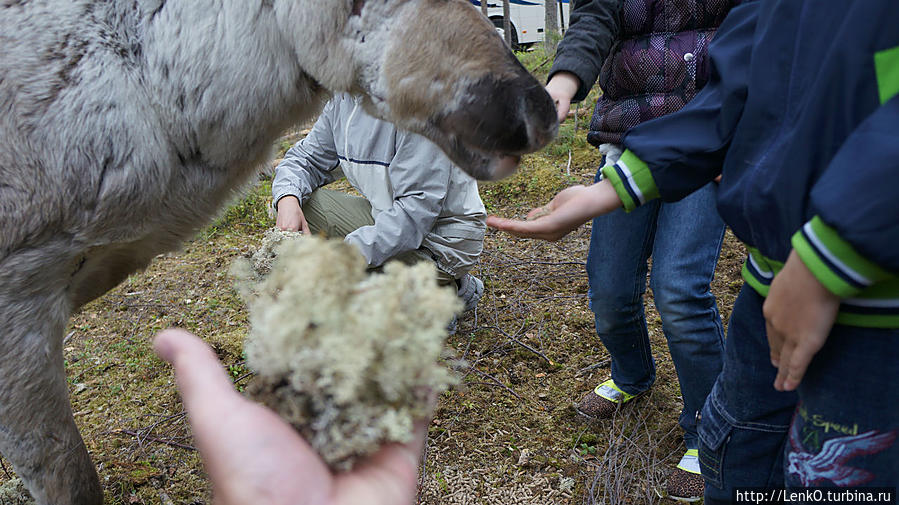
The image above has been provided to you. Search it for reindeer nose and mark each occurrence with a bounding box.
[520,79,558,151]
[442,73,558,157]
[484,73,557,155]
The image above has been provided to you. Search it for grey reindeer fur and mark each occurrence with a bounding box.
[0,1,556,503]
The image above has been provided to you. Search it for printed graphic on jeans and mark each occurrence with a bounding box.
[788,421,897,486]
[794,404,863,452]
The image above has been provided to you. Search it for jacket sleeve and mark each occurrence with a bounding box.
[790,95,899,297]
[271,102,341,209]
[344,131,450,268]
[602,1,759,211]
[548,0,622,101]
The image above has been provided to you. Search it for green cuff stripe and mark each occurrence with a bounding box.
[836,312,899,329]
[875,45,899,105]
[741,261,771,297]
[792,230,861,298]
[619,150,660,203]
[601,163,639,212]
[849,278,899,301]
[806,216,892,283]
[742,248,899,328]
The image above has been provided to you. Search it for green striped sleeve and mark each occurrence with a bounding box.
[599,150,660,212]
[875,45,899,105]
[791,216,893,298]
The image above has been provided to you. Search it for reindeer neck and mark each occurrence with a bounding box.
[139,0,332,169]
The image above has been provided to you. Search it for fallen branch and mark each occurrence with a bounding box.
[0,457,12,480]
[113,429,197,452]
[466,368,524,402]
[577,359,612,376]
[493,260,586,268]
[478,324,552,364]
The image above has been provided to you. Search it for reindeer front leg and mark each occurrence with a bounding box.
[0,270,103,505]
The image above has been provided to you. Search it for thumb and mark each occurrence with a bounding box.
[485,215,526,233]
[154,329,245,417]
[556,99,570,124]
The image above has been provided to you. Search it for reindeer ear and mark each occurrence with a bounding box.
[352,0,365,16]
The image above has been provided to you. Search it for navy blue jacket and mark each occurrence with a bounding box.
[601,0,899,327]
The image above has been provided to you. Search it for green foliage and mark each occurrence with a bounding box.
[277,140,294,158]
[543,117,590,158]
[577,442,598,457]
[228,361,249,392]
[515,45,554,83]
[204,180,273,236]
[481,159,579,212]
[573,433,600,458]
[434,471,449,494]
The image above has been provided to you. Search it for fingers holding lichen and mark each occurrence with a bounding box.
[233,232,461,470]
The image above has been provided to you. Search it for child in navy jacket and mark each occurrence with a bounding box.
[491,0,899,500]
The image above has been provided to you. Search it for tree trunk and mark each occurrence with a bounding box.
[544,0,559,52]
[480,0,488,18]
[559,0,567,32]
[502,0,512,48]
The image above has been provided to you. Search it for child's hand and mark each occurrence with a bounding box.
[545,72,580,124]
[487,180,623,241]
[763,250,841,392]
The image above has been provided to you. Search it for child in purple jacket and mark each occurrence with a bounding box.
[545,0,736,499]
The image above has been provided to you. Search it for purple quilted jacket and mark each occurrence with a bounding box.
[589,0,736,146]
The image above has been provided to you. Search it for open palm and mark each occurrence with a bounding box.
[154,329,422,505]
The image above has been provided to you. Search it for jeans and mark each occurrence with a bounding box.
[586,175,726,450]
[700,286,899,504]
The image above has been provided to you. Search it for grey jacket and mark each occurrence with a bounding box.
[272,94,486,277]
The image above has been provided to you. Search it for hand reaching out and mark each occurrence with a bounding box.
[763,250,841,392]
[487,180,623,241]
[154,329,424,505]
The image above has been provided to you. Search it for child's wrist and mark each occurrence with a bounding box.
[590,179,624,215]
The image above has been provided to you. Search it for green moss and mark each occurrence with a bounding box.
[205,180,274,236]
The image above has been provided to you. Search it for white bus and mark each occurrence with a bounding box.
[470,0,572,49]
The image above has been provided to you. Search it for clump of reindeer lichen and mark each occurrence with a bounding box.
[0,479,33,505]
[245,228,304,279]
[233,232,460,470]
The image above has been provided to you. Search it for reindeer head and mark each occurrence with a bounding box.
[287,0,558,181]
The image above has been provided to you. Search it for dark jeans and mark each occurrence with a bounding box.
[700,286,899,504]
[586,177,726,450]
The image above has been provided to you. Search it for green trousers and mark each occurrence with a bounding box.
[302,189,456,287]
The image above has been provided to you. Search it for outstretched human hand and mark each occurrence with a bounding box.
[763,250,841,392]
[154,329,423,505]
[487,179,623,241]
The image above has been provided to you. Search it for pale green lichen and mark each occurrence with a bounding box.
[0,478,34,505]
[246,228,304,279]
[234,234,460,470]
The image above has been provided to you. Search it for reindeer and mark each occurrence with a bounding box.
[0,1,557,503]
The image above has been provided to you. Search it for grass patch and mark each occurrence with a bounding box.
[204,180,274,237]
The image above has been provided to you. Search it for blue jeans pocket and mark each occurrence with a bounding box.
[698,398,733,490]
